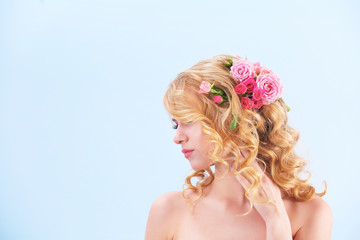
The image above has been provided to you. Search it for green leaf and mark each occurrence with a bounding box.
[210,88,224,95]
[216,89,224,95]
[226,58,233,65]
[230,117,237,130]
[286,105,291,112]
[210,88,218,94]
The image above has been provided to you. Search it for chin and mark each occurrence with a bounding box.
[189,162,212,171]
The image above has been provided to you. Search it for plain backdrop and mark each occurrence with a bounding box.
[1,0,359,239]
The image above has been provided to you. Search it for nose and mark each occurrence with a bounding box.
[173,126,188,145]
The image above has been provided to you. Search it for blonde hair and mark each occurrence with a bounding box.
[163,54,326,213]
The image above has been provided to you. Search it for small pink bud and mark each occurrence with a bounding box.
[213,95,223,103]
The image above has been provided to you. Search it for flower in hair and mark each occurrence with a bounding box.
[213,95,223,103]
[222,56,285,109]
[198,55,289,129]
[253,88,265,101]
[253,100,262,109]
[241,97,254,109]
[242,78,256,93]
[198,81,228,104]
[256,73,283,105]
[230,60,257,83]
[234,83,247,95]
[199,81,211,94]
[254,62,261,75]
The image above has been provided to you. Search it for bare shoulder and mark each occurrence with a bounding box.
[289,197,333,240]
[152,191,185,213]
[145,191,184,240]
[152,191,183,209]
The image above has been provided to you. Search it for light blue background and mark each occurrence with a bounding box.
[1,0,359,239]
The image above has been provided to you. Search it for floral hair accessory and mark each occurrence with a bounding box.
[198,81,229,103]
[225,56,284,109]
[199,55,290,129]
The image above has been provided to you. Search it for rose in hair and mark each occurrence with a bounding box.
[253,99,263,109]
[230,60,256,83]
[199,81,211,93]
[260,66,274,75]
[240,97,254,109]
[254,62,261,75]
[234,83,247,95]
[213,95,223,103]
[252,87,265,101]
[242,78,256,93]
[256,73,283,105]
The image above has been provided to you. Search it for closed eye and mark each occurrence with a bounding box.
[172,119,178,129]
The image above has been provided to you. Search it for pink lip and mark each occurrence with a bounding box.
[184,151,193,158]
[182,149,194,158]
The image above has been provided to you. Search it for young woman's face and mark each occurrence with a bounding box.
[172,119,214,171]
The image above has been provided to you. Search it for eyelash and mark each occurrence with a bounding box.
[172,121,194,129]
[172,122,178,129]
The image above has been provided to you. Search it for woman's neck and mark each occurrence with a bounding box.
[203,162,248,208]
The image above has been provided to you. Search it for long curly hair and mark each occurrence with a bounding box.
[163,54,326,214]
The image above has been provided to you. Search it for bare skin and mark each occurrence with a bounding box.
[145,121,333,240]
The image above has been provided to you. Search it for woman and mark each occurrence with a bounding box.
[145,55,333,240]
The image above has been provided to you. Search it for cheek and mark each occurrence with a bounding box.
[198,135,213,153]
[191,122,213,153]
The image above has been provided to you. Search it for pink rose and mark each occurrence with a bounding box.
[199,81,211,94]
[242,78,256,93]
[254,62,261,75]
[230,60,256,83]
[234,83,247,95]
[260,66,273,75]
[240,97,254,109]
[253,99,263,109]
[256,73,283,105]
[213,95,223,103]
[252,87,265,101]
